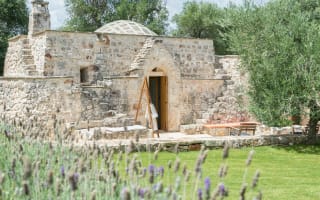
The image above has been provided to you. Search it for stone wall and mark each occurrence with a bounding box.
[7,31,216,84]
[3,29,243,134]
[209,55,251,123]
[80,86,122,120]
[0,77,81,137]
[161,37,215,79]
[180,79,224,124]
[43,31,97,80]
[31,33,47,74]
[4,36,26,76]
[95,34,147,76]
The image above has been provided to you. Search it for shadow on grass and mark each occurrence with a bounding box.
[273,144,320,155]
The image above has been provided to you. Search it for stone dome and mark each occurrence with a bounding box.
[95,20,157,36]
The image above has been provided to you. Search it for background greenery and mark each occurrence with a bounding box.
[0,0,28,75]
[228,0,320,140]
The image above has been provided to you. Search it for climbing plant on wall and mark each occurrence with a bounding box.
[63,0,168,35]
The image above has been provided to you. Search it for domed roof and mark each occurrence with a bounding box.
[95,20,157,36]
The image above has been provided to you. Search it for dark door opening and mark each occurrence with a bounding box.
[149,76,168,131]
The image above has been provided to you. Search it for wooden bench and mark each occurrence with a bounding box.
[204,122,259,136]
[228,122,258,136]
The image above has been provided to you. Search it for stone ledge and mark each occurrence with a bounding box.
[103,75,140,79]
[181,77,223,80]
[0,76,73,80]
[215,55,239,59]
[72,134,310,152]
[8,35,27,42]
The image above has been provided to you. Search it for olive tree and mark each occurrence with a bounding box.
[228,0,320,141]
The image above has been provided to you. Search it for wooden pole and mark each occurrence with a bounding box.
[134,77,156,137]
[134,78,146,122]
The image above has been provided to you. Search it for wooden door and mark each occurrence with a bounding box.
[149,76,168,130]
[160,76,168,130]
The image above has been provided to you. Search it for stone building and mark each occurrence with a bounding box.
[0,0,248,137]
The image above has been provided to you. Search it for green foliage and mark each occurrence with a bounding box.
[228,0,320,132]
[64,0,168,35]
[0,0,28,75]
[172,1,232,55]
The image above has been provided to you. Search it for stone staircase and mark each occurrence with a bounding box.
[129,37,155,71]
[195,57,245,124]
[21,38,38,76]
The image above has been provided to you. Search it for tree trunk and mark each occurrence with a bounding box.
[307,101,320,144]
[291,114,301,125]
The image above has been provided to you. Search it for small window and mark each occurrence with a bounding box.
[80,68,89,83]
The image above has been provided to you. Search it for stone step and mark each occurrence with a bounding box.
[22,38,29,45]
[217,96,226,102]
[23,44,31,49]
[26,70,38,76]
[75,125,148,140]
[22,58,34,65]
[201,113,210,119]
[77,120,103,129]
[196,118,208,124]
[22,49,32,55]
[129,37,155,70]
[22,55,33,60]
[24,64,36,70]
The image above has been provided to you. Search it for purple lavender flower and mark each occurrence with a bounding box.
[219,183,225,194]
[73,173,79,182]
[60,166,65,178]
[197,188,203,200]
[138,188,145,198]
[4,129,12,140]
[140,167,147,178]
[218,183,228,197]
[68,172,79,191]
[204,177,211,192]
[148,164,155,174]
[158,166,164,177]
[153,182,163,193]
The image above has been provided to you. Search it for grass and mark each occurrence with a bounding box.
[0,129,319,199]
[147,146,320,200]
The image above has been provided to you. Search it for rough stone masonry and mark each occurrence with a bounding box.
[0,0,249,139]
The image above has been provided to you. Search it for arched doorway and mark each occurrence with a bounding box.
[148,68,168,131]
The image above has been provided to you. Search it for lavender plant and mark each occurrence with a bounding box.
[0,123,262,199]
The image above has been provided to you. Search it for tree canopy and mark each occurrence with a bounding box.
[63,0,169,35]
[0,0,28,75]
[228,0,320,140]
[172,1,232,55]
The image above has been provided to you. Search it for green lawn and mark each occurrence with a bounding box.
[0,132,319,199]
[144,145,320,200]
